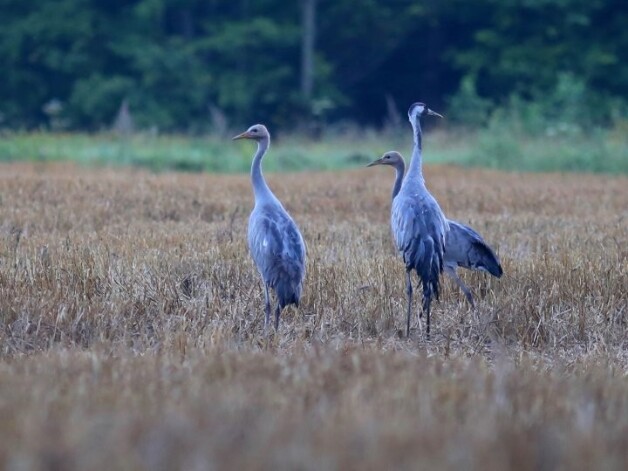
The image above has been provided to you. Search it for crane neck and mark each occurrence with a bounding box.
[250,137,275,203]
[391,160,405,200]
[405,118,425,186]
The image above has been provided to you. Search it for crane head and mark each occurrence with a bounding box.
[367,151,405,168]
[232,124,270,141]
[408,102,444,123]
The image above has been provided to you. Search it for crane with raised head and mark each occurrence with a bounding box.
[233,124,306,331]
[388,103,448,339]
[368,151,503,308]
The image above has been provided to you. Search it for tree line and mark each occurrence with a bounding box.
[1,0,626,131]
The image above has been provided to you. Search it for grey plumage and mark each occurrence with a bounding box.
[388,103,448,338]
[368,150,503,308]
[443,221,502,306]
[233,124,306,331]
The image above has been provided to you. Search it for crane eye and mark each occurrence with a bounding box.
[251,128,258,133]
[385,155,390,159]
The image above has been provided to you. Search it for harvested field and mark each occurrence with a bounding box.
[0,162,626,470]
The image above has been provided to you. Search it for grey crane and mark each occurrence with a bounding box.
[367,150,503,308]
[233,124,306,331]
[388,103,449,338]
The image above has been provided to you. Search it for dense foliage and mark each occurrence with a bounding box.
[1,0,626,131]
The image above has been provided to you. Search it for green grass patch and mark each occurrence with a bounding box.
[460,125,628,173]
[0,125,626,174]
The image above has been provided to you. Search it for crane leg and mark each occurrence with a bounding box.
[274,303,281,330]
[426,303,431,340]
[446,268,475,308]
[264,283,271,331]
[405,271,413,337]
[421,294,432,340]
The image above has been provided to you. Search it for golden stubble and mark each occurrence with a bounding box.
[0,162,626,470]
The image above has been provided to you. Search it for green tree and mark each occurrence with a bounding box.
[0,0,625,130]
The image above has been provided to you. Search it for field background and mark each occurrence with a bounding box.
[3,0,627,468]
[0,148,626,469]
[2,125,627,174]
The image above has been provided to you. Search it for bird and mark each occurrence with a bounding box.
[387,103,449,338]
[233,124,306,331]
[367,150,503,308]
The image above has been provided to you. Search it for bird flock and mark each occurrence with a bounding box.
[234,102,502,338]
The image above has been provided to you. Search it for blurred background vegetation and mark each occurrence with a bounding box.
[0,0,626,173]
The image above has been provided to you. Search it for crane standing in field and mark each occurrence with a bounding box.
[390,103,449,338]
[233,124,306,331]
[367,151,503,308]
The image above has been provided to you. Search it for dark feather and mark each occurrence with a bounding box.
[393,194,446,306]
[248,204,306,308]
[446,220,502,278]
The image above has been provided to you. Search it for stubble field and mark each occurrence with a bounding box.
[0,161,626,470]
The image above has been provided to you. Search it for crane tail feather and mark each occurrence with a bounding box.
[409,236,443,317]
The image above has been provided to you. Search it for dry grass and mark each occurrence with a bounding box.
[0,162,626,470]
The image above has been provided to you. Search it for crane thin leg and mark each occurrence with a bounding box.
[423,297,431,341]
[446,268,475,308]
[426,303,431,340]
[274,303,281,330]
[405,271,413,337]
[264,283,271,331]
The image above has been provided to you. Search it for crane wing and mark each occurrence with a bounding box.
[248,205,306,303]
[391,191,448,304]
[445,220,502,277]
[391,193,448,269]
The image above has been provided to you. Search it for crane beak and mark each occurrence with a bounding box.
[426,108,444,118]
[366,158,383,167]
[232,131,252,140]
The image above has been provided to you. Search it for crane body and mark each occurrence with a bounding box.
[368,150,503,308]
[390,103,448,338]
[233,124,306,331]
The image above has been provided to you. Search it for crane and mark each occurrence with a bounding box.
[233,124,306,331]
[388,103,448,339]
[367,151,503,308]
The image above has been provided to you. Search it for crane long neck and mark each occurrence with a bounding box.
[391,160,405,200]
[251,137,274,203]
[405,117,425,185]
